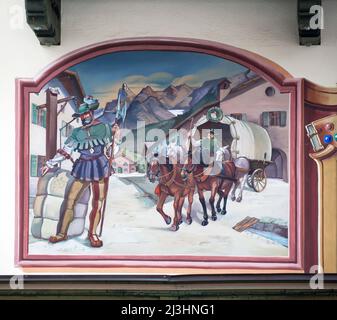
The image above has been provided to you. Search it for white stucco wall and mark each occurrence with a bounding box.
[220,82,290,160]
[1,0,336,274]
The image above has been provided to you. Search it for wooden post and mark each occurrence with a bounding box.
[310,146,337,273]
[307,114,337,273]
[46,88,58,159]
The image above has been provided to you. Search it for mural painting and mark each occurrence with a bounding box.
[27,50,291,260]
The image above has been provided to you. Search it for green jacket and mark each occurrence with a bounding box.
[65,123,112,151]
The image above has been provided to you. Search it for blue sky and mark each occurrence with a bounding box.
[69,50,247,106]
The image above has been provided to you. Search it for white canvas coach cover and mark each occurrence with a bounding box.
[191,115,272,161]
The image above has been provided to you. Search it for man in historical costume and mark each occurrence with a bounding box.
[42,96,119,247]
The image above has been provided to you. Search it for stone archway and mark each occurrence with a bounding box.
[265,148,288,182]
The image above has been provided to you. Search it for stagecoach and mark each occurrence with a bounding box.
[141,112,274,228]
[191,112,273,194]
[246,158,272,192]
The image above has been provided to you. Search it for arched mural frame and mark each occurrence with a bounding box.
[16,37,307,273]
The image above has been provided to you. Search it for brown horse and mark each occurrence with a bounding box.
[147,155,195,231]
[181,155,235,226]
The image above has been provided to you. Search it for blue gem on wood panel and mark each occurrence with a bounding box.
[324,134,333,144]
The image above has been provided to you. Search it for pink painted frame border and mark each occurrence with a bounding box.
[15,37,304,271]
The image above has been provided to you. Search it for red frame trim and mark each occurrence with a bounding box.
[16,37,305,271]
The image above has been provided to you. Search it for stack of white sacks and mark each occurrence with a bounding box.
[31,169,90,239]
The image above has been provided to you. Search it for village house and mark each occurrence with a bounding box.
[173,72,289,182]
[112,156,137,174]
[220,79,289,182]
[29,70,85,203]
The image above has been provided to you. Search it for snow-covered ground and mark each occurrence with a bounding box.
[29,176,289,257]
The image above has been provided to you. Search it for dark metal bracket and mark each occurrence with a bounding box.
[24,1,323,47]
[25,0,61,46]
[298,0,322,46]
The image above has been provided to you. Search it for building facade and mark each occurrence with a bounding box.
[29,71,85,201]
[220,81,289,182]
[112,156,137,174]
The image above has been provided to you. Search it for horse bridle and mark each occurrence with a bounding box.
[181,164,195,174]
[148,157,175,182]
[147,158,160,181]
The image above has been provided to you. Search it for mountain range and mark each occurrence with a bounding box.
[102,70,258,128]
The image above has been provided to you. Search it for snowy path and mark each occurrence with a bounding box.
[29,177,289,257]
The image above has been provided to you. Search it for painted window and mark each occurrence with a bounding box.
[261,111,287,127]
[61,121,74,137]
[30,155,46,177]
[31,103,46,128]
[265,86,276,97]
[61,120,67,137]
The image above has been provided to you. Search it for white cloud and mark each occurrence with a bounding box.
[172,74,201,87]
[172,66,242,88]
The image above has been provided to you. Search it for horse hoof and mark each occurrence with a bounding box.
[186,217,192,225]
[231,196,236,201]
[164,216,172,225]
[221,210,227,215]
[201,220,208,226]
[179,219,183,225]
[211,215,217,221]
[216,207,221,213]
[236,197,242,203]
[170,224,179,232]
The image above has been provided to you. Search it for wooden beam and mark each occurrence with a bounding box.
[57,101,68,115]
[46,88,58,158]
[36,96,75,109]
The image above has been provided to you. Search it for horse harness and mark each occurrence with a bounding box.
[183,161,237,183]
[158,165,195,194]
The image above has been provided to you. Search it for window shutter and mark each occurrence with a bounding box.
[30,155,38,177]
[31,104,38,124]
[37,156,46,177]
[261,112,269,127]
[67,125,73,137]
[280,111,287,127]
[42,110,47,128]
[270,111,278,126]
[61,121,66,137]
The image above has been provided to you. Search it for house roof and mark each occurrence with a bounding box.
[146,74,272,161]
[174,75,266,131]
[113,155,135,165]
[56,70,86,107]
